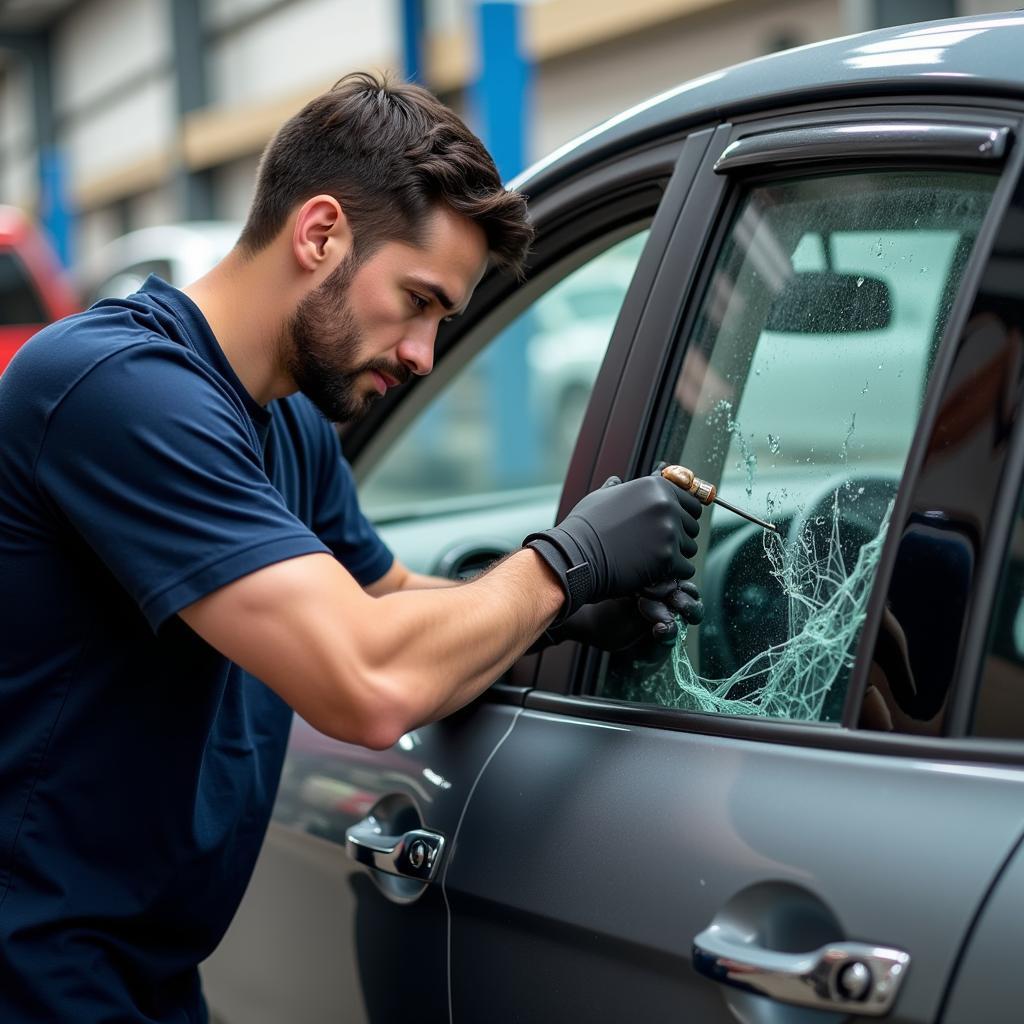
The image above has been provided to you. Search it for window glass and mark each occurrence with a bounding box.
[599,171,996,723]
[974,500,1024,739]
[360,229,649,519]
[0,252,46,325]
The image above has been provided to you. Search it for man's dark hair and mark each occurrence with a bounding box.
[239,71,533,275]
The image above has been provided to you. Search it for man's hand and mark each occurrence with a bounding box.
[524,474,701,622]
[542,580,704,652]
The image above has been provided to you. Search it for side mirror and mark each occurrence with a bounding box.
[766,271,892,334]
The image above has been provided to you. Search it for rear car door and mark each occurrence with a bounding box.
[200,129,708,1023]
[444,105,1024,1023]
[941,322,1024,1023]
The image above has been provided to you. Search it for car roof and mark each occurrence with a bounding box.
[512,10,1024,197]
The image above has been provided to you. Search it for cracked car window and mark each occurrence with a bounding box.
[599,170,996,722]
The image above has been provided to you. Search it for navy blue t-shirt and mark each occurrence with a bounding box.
[0,276,393,1021]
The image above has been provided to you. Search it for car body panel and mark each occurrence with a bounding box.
[445,711,1024,1022]
[942,829,1024,1024]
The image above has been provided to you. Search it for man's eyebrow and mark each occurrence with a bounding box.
[409,277,461,314]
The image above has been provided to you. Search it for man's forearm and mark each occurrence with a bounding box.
[364,548,563,727]
[182,472,699,750]
[399,569,459,590]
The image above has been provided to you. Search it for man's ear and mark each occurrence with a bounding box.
[292,195,352,272]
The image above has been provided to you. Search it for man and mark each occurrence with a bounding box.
[0,73,702,1021]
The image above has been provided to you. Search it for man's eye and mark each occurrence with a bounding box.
[410,293,429,312]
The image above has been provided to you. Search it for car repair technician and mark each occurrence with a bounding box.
[0,73,702,1022]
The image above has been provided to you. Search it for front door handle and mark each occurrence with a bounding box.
[693,923,910,1016]
[345,813,445,882]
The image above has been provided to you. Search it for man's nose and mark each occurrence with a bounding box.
[396,327,436,376]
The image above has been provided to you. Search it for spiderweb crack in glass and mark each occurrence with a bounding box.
[629,493,894,720]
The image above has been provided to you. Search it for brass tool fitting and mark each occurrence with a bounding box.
[660,464,778,533]
[660,465,717,505]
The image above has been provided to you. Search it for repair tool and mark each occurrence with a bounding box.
[661,465,779,533]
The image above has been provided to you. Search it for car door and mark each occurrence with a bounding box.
[939,338,1024,1023]
[443,105,1024,1023]
[199,130,708,1024]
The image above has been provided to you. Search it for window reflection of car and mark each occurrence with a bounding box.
[527,248,644,456]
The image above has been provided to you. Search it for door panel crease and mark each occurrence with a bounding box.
[442,706,523,1024]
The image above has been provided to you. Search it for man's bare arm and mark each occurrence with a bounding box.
[363,559,457,596]
[181,473,701,751]
[179,548,562,749]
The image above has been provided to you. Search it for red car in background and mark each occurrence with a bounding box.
[0,206,78,374]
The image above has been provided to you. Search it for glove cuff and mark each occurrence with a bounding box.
[523,528,595,624]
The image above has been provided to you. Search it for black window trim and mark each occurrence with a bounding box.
[845,111,1024,738]
[714,120,1012,174]
[528,98,1024,767]
[943,162,1024,737]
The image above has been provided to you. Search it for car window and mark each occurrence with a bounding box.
[973,495,1024,739]
[598,170,996,723]
[359,228,650,520]
[0,251,46,325]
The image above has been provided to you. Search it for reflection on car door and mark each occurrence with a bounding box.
[443,111,1024,1023]
[199,133,707,1024]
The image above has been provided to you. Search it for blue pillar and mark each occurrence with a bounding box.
[401,0,426,82]
[39,147,72,267]
[473,1,530,183]
[474,1,538,486]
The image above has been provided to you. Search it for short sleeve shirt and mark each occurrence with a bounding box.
[0,276,393,1022]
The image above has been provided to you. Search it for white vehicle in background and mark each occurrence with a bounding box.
[78,221,242,304]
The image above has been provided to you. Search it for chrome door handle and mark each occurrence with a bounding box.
[692,924,910,1016]
[345,813,445,882]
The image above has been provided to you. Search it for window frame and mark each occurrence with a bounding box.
[528,98,1024,766]
[944,152,1024,739]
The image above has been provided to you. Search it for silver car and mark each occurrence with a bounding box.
[203,11,1024,1022]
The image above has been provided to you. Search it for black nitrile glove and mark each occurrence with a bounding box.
[524,474,701,624]
[532,580,704,653]
[636,579,704,645]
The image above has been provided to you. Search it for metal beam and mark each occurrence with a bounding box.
[169,0,213,220]
[401,0,426,83]
[474,1,538,485]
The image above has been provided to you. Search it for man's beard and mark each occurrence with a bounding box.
[285,255,409,423]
